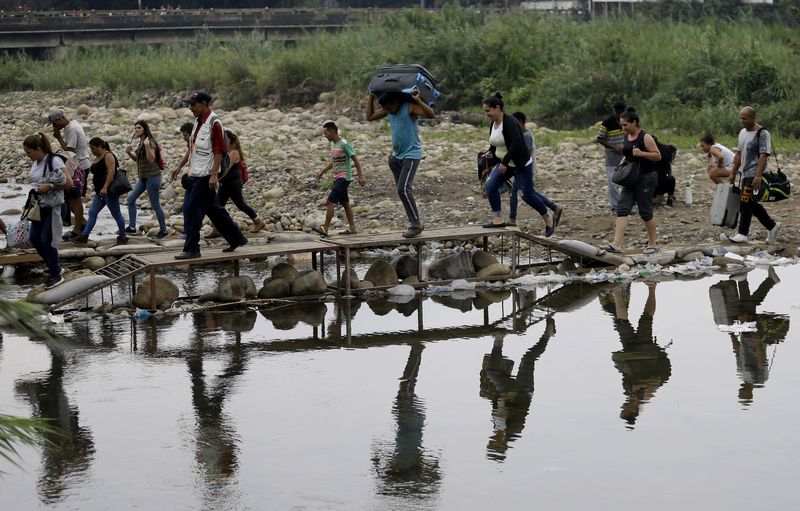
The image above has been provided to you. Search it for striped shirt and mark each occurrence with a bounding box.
[598,116,625,167]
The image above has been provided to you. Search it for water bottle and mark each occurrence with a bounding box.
[684,181,693,205]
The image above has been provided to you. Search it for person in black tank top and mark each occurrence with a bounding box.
[72,137,128,246]
[606,108,662,255]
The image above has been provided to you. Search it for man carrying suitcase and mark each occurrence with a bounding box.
[366,89,435,238]
[728,106,781,244]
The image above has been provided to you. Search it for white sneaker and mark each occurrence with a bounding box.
[729,233,749,243]
[766,222,781,243]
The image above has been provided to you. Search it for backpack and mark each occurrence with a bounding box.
[240,160,250,184]
[645,135,675,175]
[52,152,84,192]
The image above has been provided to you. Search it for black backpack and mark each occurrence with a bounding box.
[652,136,675,175]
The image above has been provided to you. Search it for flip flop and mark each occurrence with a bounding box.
[643,247,661,254]
[311,226,329,237]
[605,244,623,254]
[338,229,356,235]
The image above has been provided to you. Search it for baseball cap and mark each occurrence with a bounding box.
[612,101,626,112]
[184,90,212,105]
[47,109,65,123]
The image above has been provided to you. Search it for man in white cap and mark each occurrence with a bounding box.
[49,109,90,238]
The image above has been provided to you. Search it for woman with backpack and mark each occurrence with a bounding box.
[23,132,71,289]
[606,108,661,255]
[125,120,167,238]
[73,137,128,246]
[207,130,264,237]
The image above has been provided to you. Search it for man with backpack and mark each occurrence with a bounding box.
[49,109,89,239]
[727,106,781,244]
[172,90,248,259]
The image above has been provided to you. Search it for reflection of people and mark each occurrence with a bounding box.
[186,312,248,488]
[15,350,95,504]
[372,342,441,498]
[709,268,787,405]
[601,282,671,427]
[479,317,555,461]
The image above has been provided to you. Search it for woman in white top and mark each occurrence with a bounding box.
[700,134,734,184]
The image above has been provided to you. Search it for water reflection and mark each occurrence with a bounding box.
[186,312,248,505]
[601,282,672,428]
[14,347,95,504]
[480,318,555,461]
[709,268,789,406]
[371,342,442,500]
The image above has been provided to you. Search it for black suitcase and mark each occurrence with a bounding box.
[368,64,441,106]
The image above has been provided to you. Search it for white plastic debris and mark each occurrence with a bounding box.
[510,272,569,286]
[450,279,476,291]
[717,321,757,333]
[46,312,64,324]
[387,284,416,296]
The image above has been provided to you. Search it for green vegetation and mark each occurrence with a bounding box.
[2,8,800,139]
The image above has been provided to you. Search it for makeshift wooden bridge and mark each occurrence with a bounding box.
[0,225,619,312]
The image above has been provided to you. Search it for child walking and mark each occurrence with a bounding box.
[313,121,365,236]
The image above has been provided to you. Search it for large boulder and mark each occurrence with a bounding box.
[427,251,475,281]
[271,262,300,282]
[290,270,328,296]
[364,259,398,287]
[133,275,179,309]
[259,277,291,299]
[216,276,257,302]
[472,250,498,271]
[339,269,360,289]
[81,256,107,271]
[392,254,418,280]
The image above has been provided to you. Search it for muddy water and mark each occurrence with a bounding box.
[1,267,799,510]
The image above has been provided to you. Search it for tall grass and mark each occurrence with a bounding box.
[2,9,799,137]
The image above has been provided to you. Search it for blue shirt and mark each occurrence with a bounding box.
[388,102,422,159]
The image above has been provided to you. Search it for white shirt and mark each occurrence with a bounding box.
[62,119,91,170]
[29,154,65,185]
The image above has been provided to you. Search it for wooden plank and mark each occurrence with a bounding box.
[320,225,509,249]
[138,240,334,268]
[0,251,42,265]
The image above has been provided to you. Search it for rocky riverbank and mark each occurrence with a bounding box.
[2,88,800,251]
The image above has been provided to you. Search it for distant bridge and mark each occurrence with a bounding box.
[0,8,388,50]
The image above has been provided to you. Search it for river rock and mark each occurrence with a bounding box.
[81,256,107,271]
[290,270,327,296]
[392,254,418,280]
[258,277,291,298]
[476,263,511,278]
[472,250,498,271]
[270,262,300,282]
[216,275,257,302]
[680,250,706,262]
[132,275,179,309]
[364,259,398,287]
[427,251,475,280]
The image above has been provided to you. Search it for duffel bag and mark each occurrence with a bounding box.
[368,64,441,106]
[753,170,791,202]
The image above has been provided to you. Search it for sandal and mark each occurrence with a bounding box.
[643,246,661,255]
[605,244,623,254]
[311,225,329,237]
[338,229,356,235]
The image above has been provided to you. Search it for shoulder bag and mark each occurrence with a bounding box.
[752,128,791,202]
[108,169,132,196]
[612,159,640,188]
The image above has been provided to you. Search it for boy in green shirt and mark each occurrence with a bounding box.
[313,121,365,236]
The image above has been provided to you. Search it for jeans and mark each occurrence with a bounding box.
[127,175,166,232]
[486,163,547,218]
[510,166,556,220]
[606,165,621,211]
[83,193,127,236]
[182,175,246,254]
[29,206,60,278]
[388,156,421,226]
[739,177,776,236]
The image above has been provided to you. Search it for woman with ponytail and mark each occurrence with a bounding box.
[73,137,128,245]
[23,132,71,289]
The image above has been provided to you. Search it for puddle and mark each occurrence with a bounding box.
[1,267,798,509]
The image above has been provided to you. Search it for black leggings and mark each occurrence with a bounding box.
[739,177,776,236]
[219,176,257,219]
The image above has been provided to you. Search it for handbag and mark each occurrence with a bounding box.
[6,220,33,249]
[21,189,42,222]
[108,169,132,196]
[612,159,640,187]
[477,151,512,193]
